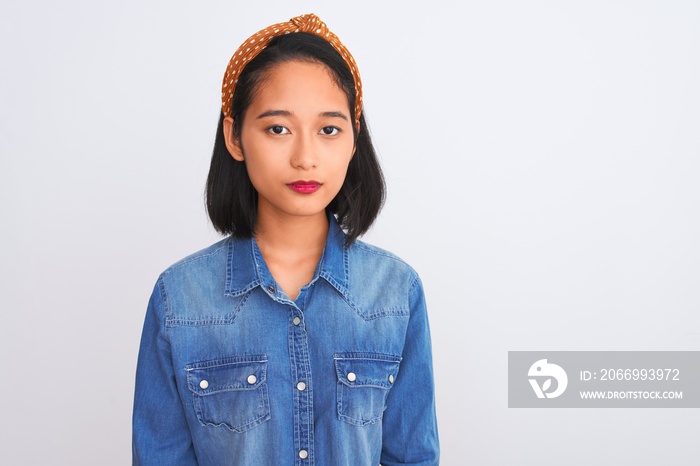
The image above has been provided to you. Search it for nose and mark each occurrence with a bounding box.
[289,133,318,170]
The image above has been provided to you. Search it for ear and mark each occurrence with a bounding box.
[351,121,360,158]
[223,117,245,161]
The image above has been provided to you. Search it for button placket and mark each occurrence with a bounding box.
[288,298,314,465]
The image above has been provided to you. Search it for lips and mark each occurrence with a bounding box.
[287,180,321,194]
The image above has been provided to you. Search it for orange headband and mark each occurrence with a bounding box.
[220,13,363,128]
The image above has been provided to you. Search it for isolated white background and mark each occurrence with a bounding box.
[1,1,699,464]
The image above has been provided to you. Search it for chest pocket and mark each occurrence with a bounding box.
[185,355,270,433]
[334,352,401,426]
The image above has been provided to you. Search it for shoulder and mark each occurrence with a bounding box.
[351,239,411,265]
[344,239,422,319]
[350,239,419,282]
[160,237,231,276]
[155,237,232,303]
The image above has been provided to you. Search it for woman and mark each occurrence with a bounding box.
[133,13,439,465]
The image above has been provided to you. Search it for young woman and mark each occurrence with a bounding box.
[133,13,439,466]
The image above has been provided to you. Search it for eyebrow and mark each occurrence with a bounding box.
[255,110,349,121]
[256,110,292,119]
[320,111,348,121]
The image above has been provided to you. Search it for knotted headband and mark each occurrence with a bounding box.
[220,13,363,129]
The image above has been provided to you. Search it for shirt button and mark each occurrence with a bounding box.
[247,374,257,385]
[299,449,308,459]
[293,316,301,326]
[199,380,209,389]
[267,285,275,293]
[296,381,307,391]
[347,372,356,382]
[388,374,394,384]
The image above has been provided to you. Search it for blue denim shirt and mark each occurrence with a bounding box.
[133,218,439,465]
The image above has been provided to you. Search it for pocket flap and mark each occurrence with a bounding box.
[186,356,267,395]
[334,352,401,389]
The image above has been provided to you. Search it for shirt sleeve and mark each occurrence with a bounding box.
[380,275,440,465]
[132,276,198,465]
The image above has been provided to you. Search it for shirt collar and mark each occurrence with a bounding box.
[224,215,349,299]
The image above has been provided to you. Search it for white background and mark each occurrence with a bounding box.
[1,1,699,464]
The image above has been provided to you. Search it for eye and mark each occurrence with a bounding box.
[267,125,290,135]
[320,126,340,136]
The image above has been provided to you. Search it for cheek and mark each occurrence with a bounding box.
[239,138,284,185]
[245,158,283,189]
[327,154,353,189]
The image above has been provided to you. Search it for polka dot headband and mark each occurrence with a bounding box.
[220,13,363,129]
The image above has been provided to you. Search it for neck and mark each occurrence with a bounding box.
[254,210,329,256]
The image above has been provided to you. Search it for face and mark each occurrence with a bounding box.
[224,60,355,226]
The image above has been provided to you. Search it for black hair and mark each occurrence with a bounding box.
[205,32,385,244]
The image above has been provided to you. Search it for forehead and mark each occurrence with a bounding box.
[249,60,350,111]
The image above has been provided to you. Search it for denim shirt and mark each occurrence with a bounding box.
[133,218,439,465]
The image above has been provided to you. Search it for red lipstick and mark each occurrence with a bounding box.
[287,180,321,194]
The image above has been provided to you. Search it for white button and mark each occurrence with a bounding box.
[388,374,394,384]
[247,374,257,385]
[347,372,356,382]
[299,449,308,459]
[293,316,301,326]
[199,380,209,389]
[296,381,307,391]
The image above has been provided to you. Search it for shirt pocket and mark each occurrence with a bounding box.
[185,355,270,433]
[334,352,402,426]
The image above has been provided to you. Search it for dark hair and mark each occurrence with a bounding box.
[205,33,385,244]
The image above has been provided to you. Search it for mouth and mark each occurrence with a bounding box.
[287,180,322,194]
